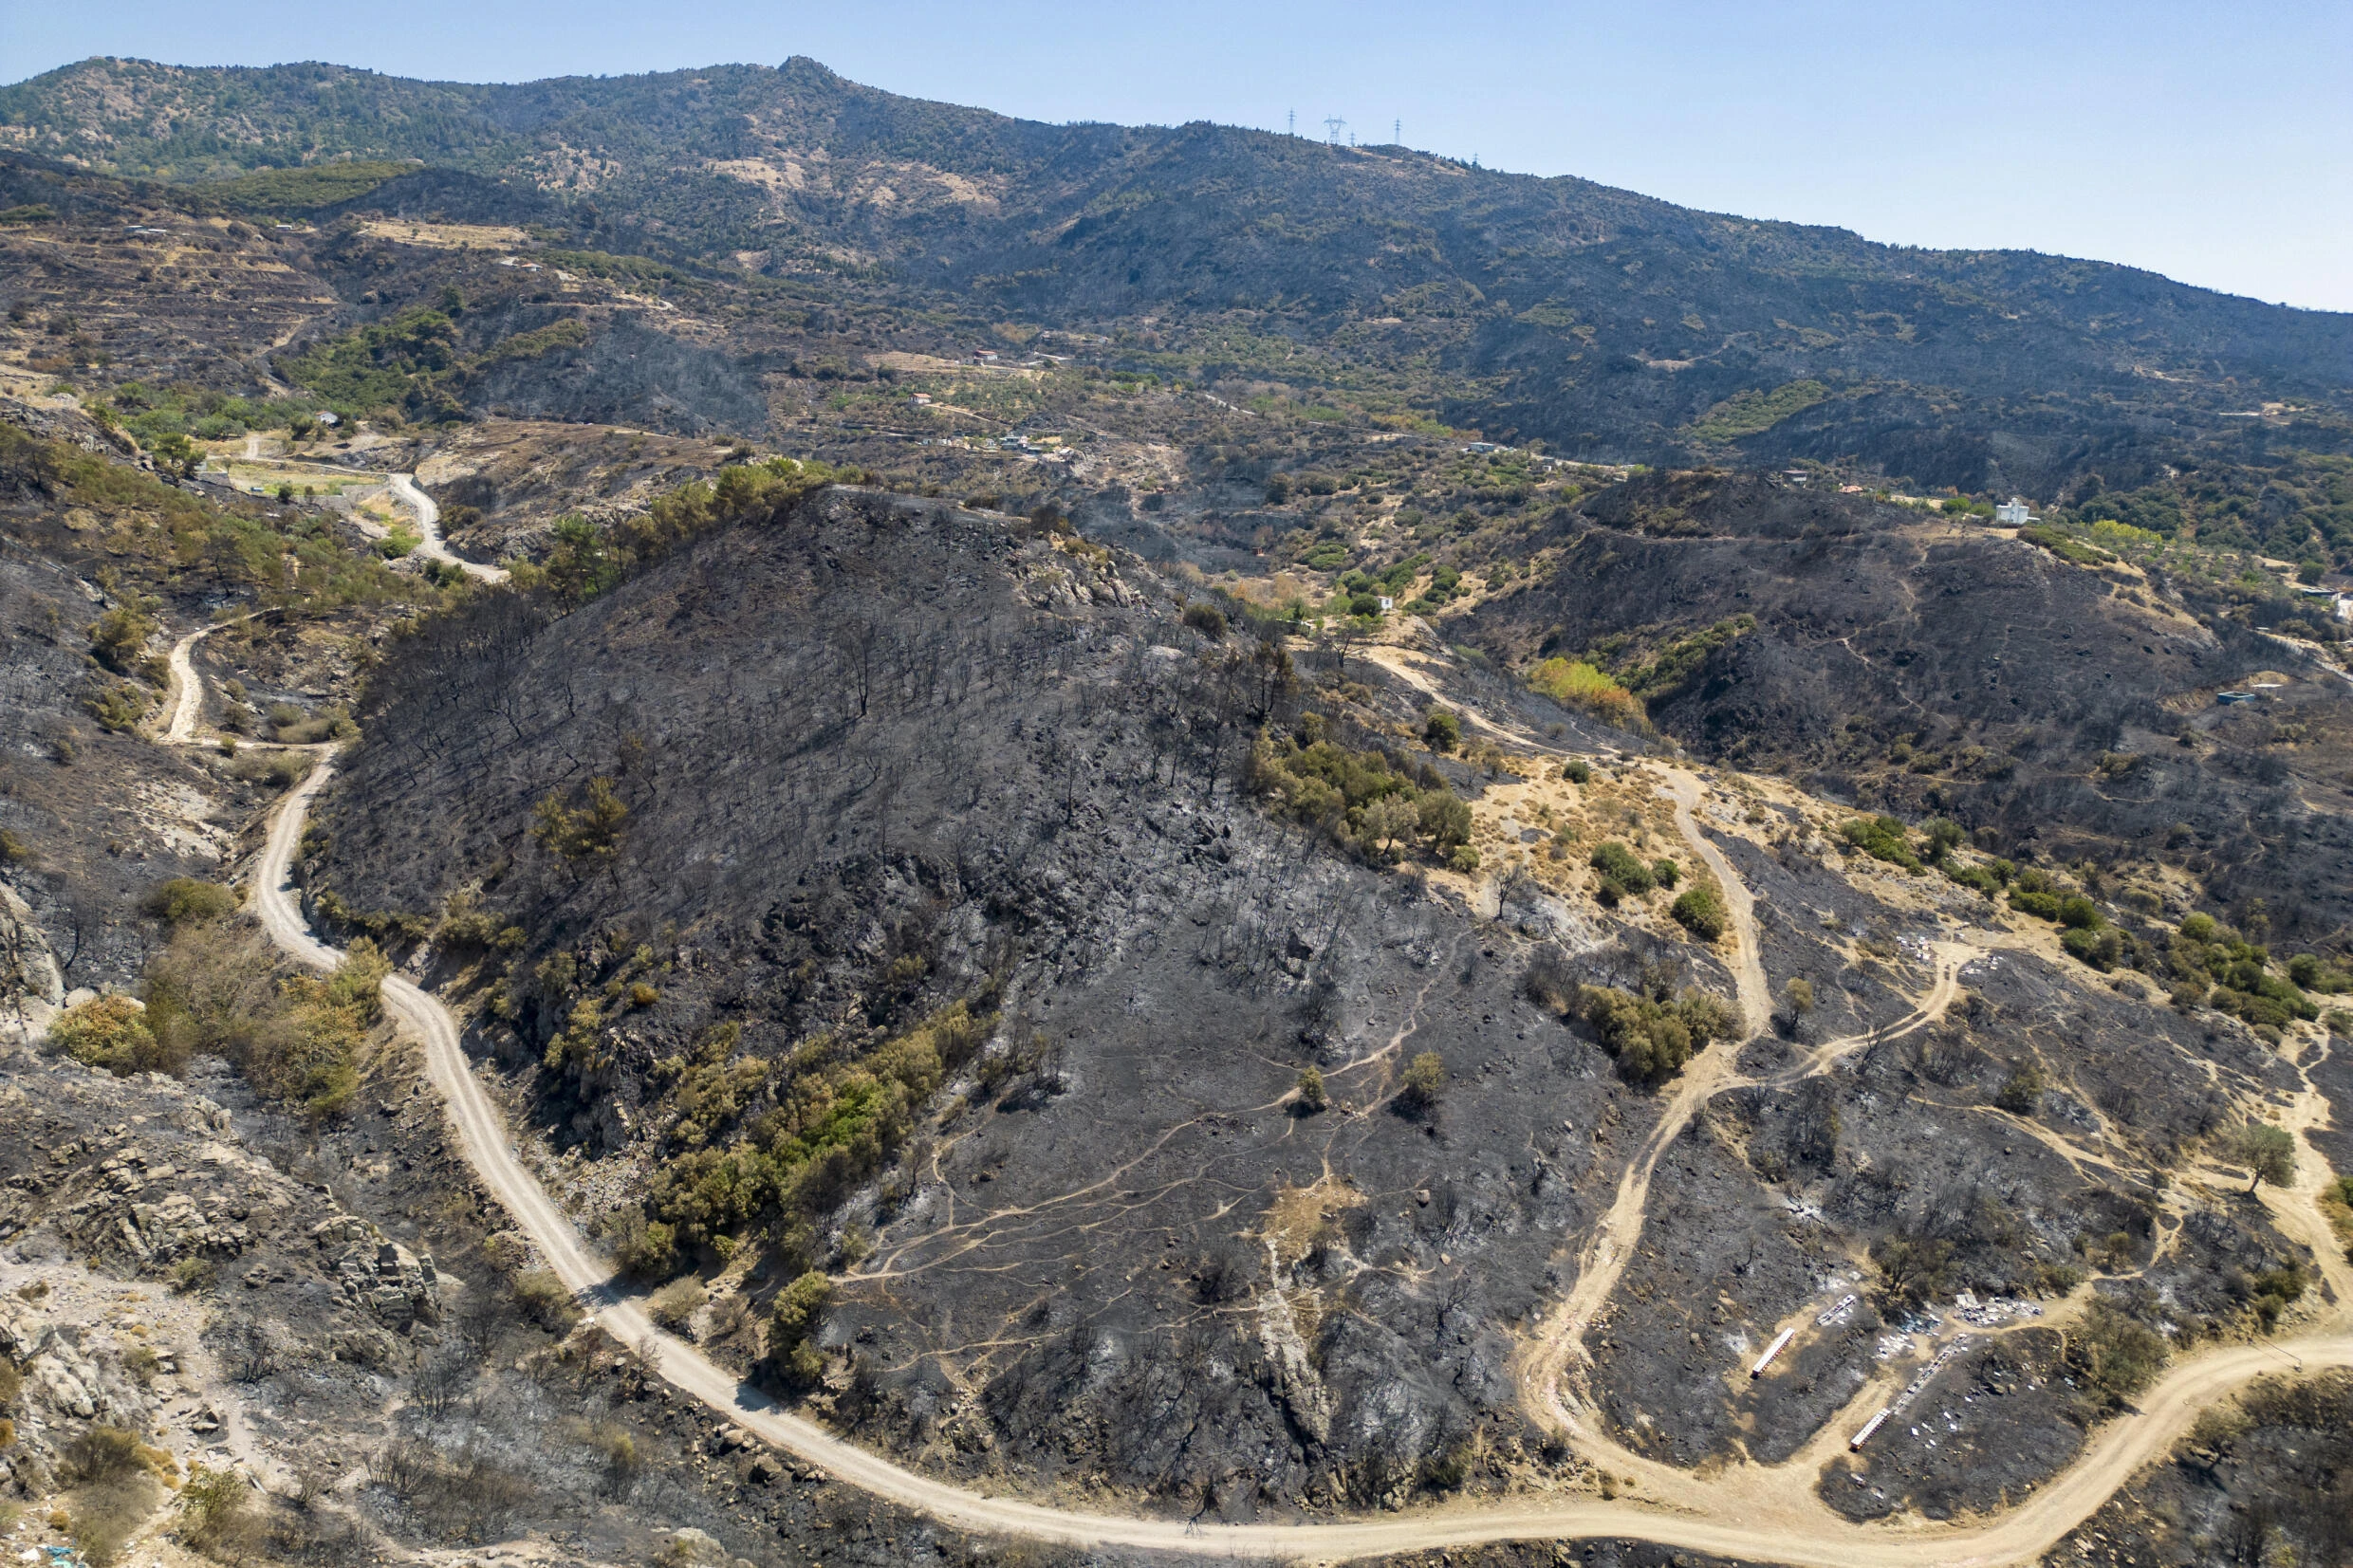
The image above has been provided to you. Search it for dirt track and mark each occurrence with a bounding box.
[388,470,507,582]
[231,654,2352,1567]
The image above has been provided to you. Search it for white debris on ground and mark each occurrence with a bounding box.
[1952,1290,2043,1328]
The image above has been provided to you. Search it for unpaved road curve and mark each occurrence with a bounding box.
[161,621,227,744]
[246,755,2353,1566]
[387,472,507,583]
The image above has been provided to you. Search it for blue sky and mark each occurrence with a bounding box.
[8,0,2348,311]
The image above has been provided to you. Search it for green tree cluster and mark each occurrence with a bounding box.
[507,457,843,607]
[1839,815,1922,872]
[638,1003,991,1258]
[1577,984,1738,1085]
[531,776,629,863]
[2167,913,2318,1028]
[1250,723,1473,865]
[0,425,432,615]
[59,923,386,1115]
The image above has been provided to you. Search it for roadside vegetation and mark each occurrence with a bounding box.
[47,887,388,1116]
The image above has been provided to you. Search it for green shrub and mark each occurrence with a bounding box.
[2010,888,2064,920]
[176,1464,253,1555]
[87,602,158,675]
[2062,927,2126,969]
[1839,815,1922,872]
[230,747,312,789]
[512,1269,580,1332]
[1651,858,1681,889]
[1921,818,1967,862]
[1783,978,1814,1018]
[2246,1265,2306,1329]
[609,1211,679,1281]
[2066,1300,2166,1402]
[1398,1050,1446,1112]
[1180,600,1227,639]
[1946,862,2003,897]
[1449,845,1480,874]
[49,995,182,1077]
[532,776,629,862]
[1293,1066,1327,1115]
[1671,883,1728,940]
[147,877,238,926]
[648,1277,707,1332]
[2286,953,2353,994]
[1561,759,1591,784]
[1589,840,1655,897]
[2179,913,2219,943]
[2019,524,2111,566]
[768,1270,832,1386]
[1529,658,1645,730]
[2056,895,2105,931]
[83,682,150,733]
[1422,710,1461,753]
[1995,1062,2044,1114]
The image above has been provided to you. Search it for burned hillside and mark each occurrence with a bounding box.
[1454,471,2353,945]
[282,481,2338,1525]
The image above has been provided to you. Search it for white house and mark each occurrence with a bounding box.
[1994,497,2035,526]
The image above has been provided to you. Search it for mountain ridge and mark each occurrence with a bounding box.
[6,54,2348,489]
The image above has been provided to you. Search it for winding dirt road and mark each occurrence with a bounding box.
[387,472,507,583]
[224,655,2352,1566]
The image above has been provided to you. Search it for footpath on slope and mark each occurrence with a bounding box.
[213,640,2352,1568]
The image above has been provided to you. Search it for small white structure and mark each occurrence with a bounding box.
[1994,497,2035,526]
[1751,1326,1798,1378]
[1850,1408,1892,1450]
[1378,596,1395,614]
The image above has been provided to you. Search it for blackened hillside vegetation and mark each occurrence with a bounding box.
[1456,472,2353,944]
[310,486,1675,1505]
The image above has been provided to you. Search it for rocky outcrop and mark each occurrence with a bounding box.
[314,1215,442,1328]
[0,880,65,1046]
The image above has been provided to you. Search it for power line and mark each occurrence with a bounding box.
[1323,116,1344,146]
[1287,108,1294,138]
